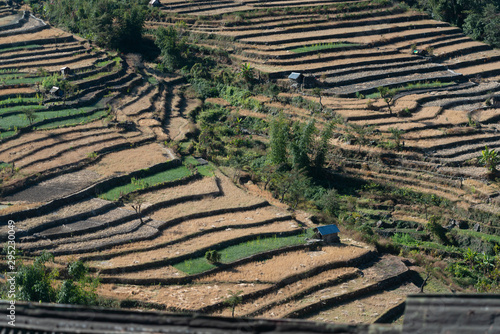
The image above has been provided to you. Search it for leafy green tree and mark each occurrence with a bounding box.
[15,252,58,303]
[290,119,317,169]
[57,260,99,305]
[426,216,448,244]
[155,26,188,71]
[59,79,75,105]
[313,121,335,171]
[205,250,221,264]
[37,0,147,51]
[317,188,340,216]
[41,73,62,91]
[15,253,99,305]
[239,63,254,83]
[479,145,499,173]
[269,113,289,165]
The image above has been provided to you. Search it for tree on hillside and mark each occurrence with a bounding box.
[389,127,405,151]
[349,123,374,154]
[155,26,188,71]
[23,109,37,126]
[269,112,289,165]
[312,87,323,111]
[14,252,99,305]
[224,290,243,318]
[313,121,335,171]
[479,145,499,173]
[290,119,317,170]
[239,63,254,83]
[377,86,396,115]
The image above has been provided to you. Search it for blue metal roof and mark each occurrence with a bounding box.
[316,224,340,235]
[288,72,302,80]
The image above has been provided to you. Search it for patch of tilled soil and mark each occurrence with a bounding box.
[1,169,101,203]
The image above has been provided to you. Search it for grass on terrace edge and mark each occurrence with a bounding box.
[174,230,314,275]
[0,44,40,54]
[365,81,456,99]
[291,42,360,53]
[0,105,103,129]
[98,165,192,201]
[97,156,215,201]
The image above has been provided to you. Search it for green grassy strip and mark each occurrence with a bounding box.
[0,105,97,129]
[98,165,192,201]
[0,69,18,74]
[365,81,456,99]
[0,97,42,106]
[0,72,23,79]
[196,164,216,177]
[37,109,108,130]
[0,44,40,54]
[456,229,500,245]
[0,104,45,116]
[2,76,43,85]
[84,68,119,81]
[0,130,16,139]
[290,42,360,53]
[174,230,313,275]
[182,155,216,176]
[96,60,111,67]
[392,233,460,253]
[96,57,121,68]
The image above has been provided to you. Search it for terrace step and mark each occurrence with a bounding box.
[323,61,446,88]
[260,255,409,319]
[330,70,463,97]
[0,43,85,63]
[0,35,74,50]
[238,22,450,46]
[394,32,467,51]
[228,12,425,40]
[0,14,47,37]
[0,51,103,70]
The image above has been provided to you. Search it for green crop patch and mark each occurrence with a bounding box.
[291,42,360,53]
[37,108,108,130]
[98,165,192,201]
[0,96,43,107]
[0,130,16,140]
[174,230,312,275]
[0,44,40,54]
[365,81,456,99]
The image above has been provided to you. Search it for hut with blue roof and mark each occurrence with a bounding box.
[313,224,340,244]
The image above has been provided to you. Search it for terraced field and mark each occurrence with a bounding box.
[2,0,500,326]
[147,0,500,208]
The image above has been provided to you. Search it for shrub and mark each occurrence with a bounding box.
[205,250,221,263]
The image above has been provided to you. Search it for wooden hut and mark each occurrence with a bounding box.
[313,224,340,244]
